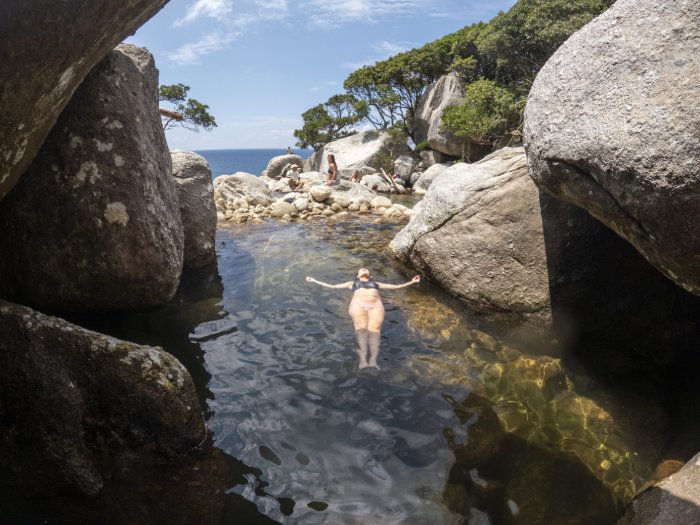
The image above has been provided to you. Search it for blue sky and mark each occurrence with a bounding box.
[126,0,516,150]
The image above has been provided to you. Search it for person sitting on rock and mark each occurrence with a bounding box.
[286,146,292,155]
[305,268,421,370]
[350,169,361,183]
[324,154,338,185]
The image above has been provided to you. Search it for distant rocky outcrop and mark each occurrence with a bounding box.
[391,148,700,363]
[0,44,183,312]
[265,154,303,179]
[171,151,217,268]
[0,0,168,200]
[524,0,700,296]
[413,72,491,162]
[0,300,206,497]
[305,130,410,173]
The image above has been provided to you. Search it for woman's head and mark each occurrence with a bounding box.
[357,268,370,278]
[327,154,336,164]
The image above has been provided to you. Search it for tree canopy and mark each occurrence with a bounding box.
[295,0,614,153]
[293,94,366,151]
[159,83,217,132]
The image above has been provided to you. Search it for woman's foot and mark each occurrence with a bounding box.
[368,361,380,370]
[359,360,369,369]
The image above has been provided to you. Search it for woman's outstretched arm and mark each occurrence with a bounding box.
[306,276,353,289]
[377,275,421,290]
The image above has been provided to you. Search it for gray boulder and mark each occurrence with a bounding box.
[330,180,377,206]
[413,72,491,161]
[619,453,700,525]
[270,200,297,218]
[391,147,700,363]
[0,45,183,312]
[0,300,205,496]
[265,154,303,179]
[361,174,392,193]
[393,155,415,181]
[419,149,449,167]
[413,162,451,195]
[524,0,700,295]
[171,151,216,269]
[391,148,552,322]
[0,0,168,200]
[306,130,409,173]
[213,172,272,208]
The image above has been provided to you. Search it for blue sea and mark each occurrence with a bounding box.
[196,148,313,178]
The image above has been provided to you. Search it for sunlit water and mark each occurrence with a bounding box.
[44,215,695,524]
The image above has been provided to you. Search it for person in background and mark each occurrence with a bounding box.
[350,169,361,183]
[305,268,421,370]
[324,154,338,185]
[286,146,293,155]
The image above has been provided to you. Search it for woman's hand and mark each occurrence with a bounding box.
[306,276,315,283]
[410,275,421,284]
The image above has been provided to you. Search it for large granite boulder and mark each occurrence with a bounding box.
[620,453,700,525]
[0,300,205,496]
[305,130,410,173]
[171,151,217,269]
[0,0,168,200]
[265,154,303,179]
[413,162,450,195]
[524,0,700,295]
[361,174,392,193]
[391,148,551,323]
[213,172,273,210]
[0,45,183,312]
[329,180,377,206]
[413,72,491,161]
[390,148,700,362]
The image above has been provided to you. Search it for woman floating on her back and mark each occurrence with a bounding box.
[306,268,421,369]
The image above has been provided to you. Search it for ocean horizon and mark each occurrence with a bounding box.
[195,148,313,178]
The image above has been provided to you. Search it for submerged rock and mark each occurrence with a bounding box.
[172,151,217,269]
[524,0,700,295]
[0,44,183,312]
[0,300,205,497]
[0,0,168,200]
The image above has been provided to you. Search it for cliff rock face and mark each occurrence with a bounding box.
[172,151,217,268]
[413,72,491,161]
[390,148,700,361]
[524,0,700,295]
[0,300,205,497]
[0,0,168,200]
[413,162,450,195]
[305,130,409,173]
[0,45,183,312]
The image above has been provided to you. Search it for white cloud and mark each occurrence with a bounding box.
[304,0,431,27]
[169,0,289,65]
[173,0,233,27]
[167,31,238,65]
[341,40,411,69]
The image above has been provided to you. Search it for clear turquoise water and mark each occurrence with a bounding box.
[197,149,313,178]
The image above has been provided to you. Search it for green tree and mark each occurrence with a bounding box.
[441,79,523,148]
[159,83,217,132]
[293,94,366,151]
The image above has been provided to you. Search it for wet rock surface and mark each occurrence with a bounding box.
[0,44,183,312]
[0,0,168,200]
[0,300,206,498]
